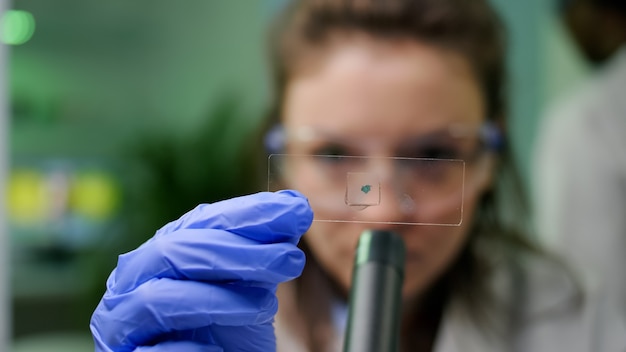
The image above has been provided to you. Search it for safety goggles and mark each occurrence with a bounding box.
[264,122,503,158]
[265,122,503,226]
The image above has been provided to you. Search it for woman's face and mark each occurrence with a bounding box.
[281,36,493,305]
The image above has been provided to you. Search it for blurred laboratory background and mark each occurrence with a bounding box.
[1,0,592,351]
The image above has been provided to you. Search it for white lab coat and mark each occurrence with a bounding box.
[533,46,626,316]
[433,260,626,352]
[276,253,626,352]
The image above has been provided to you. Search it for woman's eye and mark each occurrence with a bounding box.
[400,145,461,160]
[310,144,365,174]
[311,144,354,157]
[422,147,459,159]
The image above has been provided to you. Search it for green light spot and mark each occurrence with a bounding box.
[1,10,36,45]
[361,184,371,194]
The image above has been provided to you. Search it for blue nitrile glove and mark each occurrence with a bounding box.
[90,190,313,352]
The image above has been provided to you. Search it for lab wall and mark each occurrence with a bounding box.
[490,0,589,185]
[1,0,11,349]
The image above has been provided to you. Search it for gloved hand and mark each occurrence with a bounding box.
[90,190,313,352]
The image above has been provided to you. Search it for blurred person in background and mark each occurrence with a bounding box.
[90,0,626,351]
[533,0,626,315]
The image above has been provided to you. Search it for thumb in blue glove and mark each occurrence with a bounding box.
[90,190,313,352]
